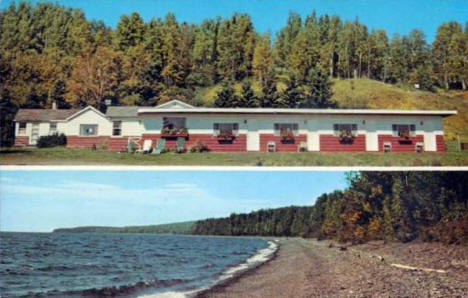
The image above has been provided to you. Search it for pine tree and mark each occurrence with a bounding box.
[239,81,259,107]
[114,12,146,52]
[214,84,239,107]
[48,79,70,108]
[433,22,464,89]
[273,12,302,68]
[252,33,273,87]
[300,68,335,108]
[281,76,304,108]
[259,72,280,107]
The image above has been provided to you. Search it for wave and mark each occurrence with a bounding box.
[219,240,278,280]
[140,240,279,298]
[27,278,188,297]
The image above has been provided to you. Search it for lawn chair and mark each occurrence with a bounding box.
[127,137,141,153]
[136,139,152,154]
[298,141,308,152]
[415,142,424,153]
[267,141,276,152]
[176,137,186,153]
[383,142,392,153]
[151,138,166,155]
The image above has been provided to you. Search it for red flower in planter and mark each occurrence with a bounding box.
[398,129,411,140]
[161,127,189,138]
[217,130,235,141]
[280,129,295,142]
[339,130,355,144]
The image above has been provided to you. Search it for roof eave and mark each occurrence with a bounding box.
[137,108,457,117]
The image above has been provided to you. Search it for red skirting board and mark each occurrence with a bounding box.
[378,135,424,152]
[319,135,366,152]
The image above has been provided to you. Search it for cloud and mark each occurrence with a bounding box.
[0,178,210,204]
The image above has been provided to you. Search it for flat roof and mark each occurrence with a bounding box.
[138,107,457,117]
[106,106,139,118]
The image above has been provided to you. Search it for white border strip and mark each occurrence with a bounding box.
[1,166,468,171]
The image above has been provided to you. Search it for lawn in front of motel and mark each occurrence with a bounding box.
[2,142,468,166]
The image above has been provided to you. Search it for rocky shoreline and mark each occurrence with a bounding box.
[196,238,468,297]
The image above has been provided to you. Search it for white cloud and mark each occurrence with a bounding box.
[0,178,211,204]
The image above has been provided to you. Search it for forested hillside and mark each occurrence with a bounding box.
[1,1,468,145]
[53,221,194,234]
[192,172,468,245]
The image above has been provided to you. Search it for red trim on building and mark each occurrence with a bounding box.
[259,134,307,152]
[67,136,110,149]
[14,136,29,147]
[436,135,446,152]
[378,134,424,152]
[141,134,247,152]
[319,134,366,152]
[108,137,130,152]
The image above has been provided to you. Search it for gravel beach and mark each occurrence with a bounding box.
[197,238,468,298]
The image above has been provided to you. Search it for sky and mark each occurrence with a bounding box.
[1,0,467,42]
[0,170,348,232]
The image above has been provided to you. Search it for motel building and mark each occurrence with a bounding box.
[14,100,456,153]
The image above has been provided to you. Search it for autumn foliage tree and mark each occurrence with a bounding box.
[67,46,122,110]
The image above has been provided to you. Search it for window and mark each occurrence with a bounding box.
[213,123,239,136]
[333,124,357,136]
[162,117,186,130]
[274,123,298,136]
[18,122,26,134]
[392,124,415,137]
[113,121,122,136]
[49,122,57,135]
[80,124,98,136]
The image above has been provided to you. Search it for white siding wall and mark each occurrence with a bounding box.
[141,114,249,135]
[62,109,112,136]
[140,113,443,151]
[15,121,55,145]
[119,119,143,136]
[19,111,443,150]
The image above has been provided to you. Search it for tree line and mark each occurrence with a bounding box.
[192,172,468,245]
[1,2,468,145]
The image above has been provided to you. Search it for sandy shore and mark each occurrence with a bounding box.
[197,238,468,297]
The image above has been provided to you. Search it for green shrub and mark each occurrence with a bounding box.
[36,133,67,148]
[189,139,210,153]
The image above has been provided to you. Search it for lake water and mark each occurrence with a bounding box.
[0,232,276,297]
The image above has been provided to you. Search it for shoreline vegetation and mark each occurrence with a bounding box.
[53,172,468,246]
[2,145,468,166]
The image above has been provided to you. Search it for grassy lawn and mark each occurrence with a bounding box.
[2,145,468,166]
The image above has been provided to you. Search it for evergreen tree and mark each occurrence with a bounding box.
[252,33,273,87]
[300,68,335,108]
[259,72,280,107]
[281,76,304,108]
[239,81,259,107]
[214,84,239,107]
[273,12,302,68]
[114,12,146,52]
[48,79,70,108]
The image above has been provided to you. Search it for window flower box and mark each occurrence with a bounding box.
[280,129,295,143]
[398,129,412,144]
[398,129,411,140]
[216,130,235,143]
[339,130,355,144]
[160,127,189,138]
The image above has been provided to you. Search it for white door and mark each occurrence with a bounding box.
[247,120,260,151]
[30,123,39,145]
[424,132,436,152]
